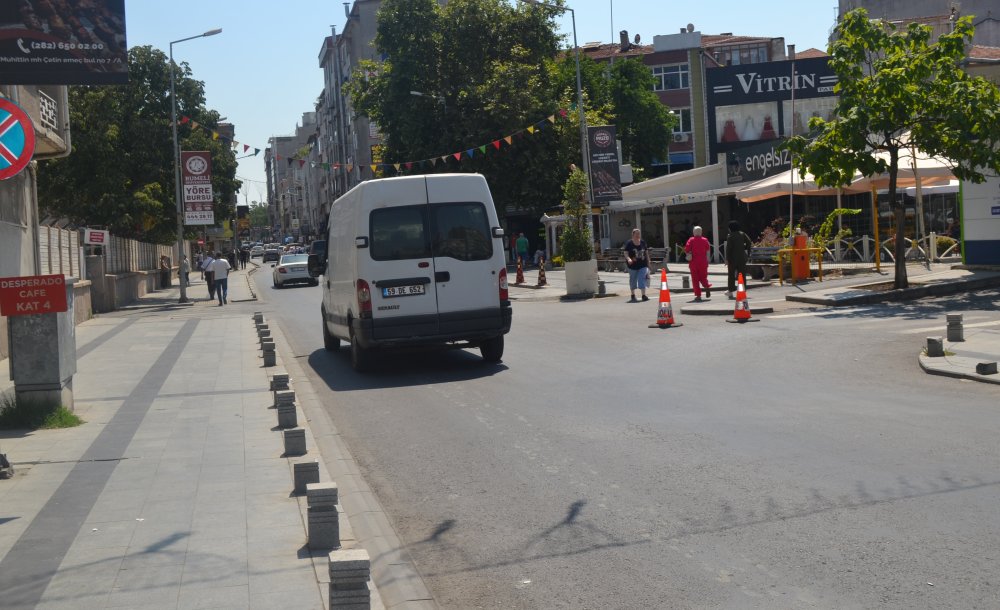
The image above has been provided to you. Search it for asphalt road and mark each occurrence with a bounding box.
[254,267,1000,609]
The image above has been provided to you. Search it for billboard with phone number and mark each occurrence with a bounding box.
[0,0,128,85]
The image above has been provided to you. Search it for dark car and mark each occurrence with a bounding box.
[262,247,281,263]
[308,240,326,260]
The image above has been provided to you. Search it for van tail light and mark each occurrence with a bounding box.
[498,268,509,301]
[357,279,372,318]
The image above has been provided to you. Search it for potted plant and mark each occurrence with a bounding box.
[560,166,599,296]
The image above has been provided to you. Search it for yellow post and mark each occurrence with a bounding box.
[871,185,881,272]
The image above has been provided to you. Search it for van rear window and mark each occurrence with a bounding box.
[370,202,493,261]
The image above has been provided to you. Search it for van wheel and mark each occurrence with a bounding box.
[350,333,372,372]
[322,310,339,351]
[480,335,504,363]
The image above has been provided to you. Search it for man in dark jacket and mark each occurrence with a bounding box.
[725,220,753,298]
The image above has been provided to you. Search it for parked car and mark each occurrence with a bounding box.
[308,240,327,261]
[262,247,281,263]
[272,253,316,288]
[250,245,264,257]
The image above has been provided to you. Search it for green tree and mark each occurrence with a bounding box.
[786,9,1000,288]
[36,45,240,244]
[609,58,676,171]
[559,165,592,261]
[249,202,269,229]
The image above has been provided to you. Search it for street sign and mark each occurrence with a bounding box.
[182,151,214,225]
[0,274,68,317]
[0,97,36,181]
[83,228,109,245]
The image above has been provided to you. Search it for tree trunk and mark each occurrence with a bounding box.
[888,154,908,290]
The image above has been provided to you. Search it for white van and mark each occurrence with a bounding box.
[309,174,512,371]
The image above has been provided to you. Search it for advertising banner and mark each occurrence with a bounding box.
[587,125,622,206]
[83,228,109,245]
[182,151,214,225]
[0,1,128,85]
[725,140,793,185]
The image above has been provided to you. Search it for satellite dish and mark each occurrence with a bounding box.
[634,33,641,44]
[686,23,695,32]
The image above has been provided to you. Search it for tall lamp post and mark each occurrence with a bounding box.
[171,28,222,303]
[523,0,590,204]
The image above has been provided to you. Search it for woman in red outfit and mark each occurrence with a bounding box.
[684,226,712,301]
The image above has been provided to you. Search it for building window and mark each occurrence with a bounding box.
[712,43,770,66]
[651,64,689,91]
[672,108,692,133]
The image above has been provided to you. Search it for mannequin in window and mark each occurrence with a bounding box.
[721,119,740,142]
[760,116,777,139]
[741,115,758,141]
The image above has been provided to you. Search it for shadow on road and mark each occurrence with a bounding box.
[306,347,508,391]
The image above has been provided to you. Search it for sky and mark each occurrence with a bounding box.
[124,1,839,205]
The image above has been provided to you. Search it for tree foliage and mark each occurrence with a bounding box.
[786,9,1000,288]
[559,165,592,261]
[609,58,676,169]
[346,0,666,222]
[36,45,240,244]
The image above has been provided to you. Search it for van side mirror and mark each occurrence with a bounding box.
[307,253,322,278]
[492,227,504,238]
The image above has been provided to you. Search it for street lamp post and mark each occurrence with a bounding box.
[523,0,592,220]
[170,28,222,303]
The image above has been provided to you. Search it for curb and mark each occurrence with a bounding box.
[917,353,1000,385]
[788,274,1000,306]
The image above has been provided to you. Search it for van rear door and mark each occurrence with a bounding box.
[425,177,503,336]
[367,193,439,341]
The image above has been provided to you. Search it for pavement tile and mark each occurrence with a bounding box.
[71,520,138,549]
[176,583,251,609]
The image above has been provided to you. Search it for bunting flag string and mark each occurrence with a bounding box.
[176,108,566,179]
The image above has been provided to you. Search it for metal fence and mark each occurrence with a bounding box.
[38,225,174,278]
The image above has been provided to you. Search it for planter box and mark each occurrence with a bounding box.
[564,259,598,296]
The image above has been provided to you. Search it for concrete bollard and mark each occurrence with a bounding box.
[253,311,264,323]
[682,275,690,289]
[976,362,998,375]
[293,460,319,494]
[277,403,298,429]
[261,339,275,352]
[269,371,290,391]
[328,549,371,609]
[946,314,964,342]
[926,337,945,358]
[307,482,342,551]
[283,428,307,456]
[273,389,295,409]
[263,352,276,367]
[258,329,272,343]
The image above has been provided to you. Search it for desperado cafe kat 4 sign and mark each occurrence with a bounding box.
[0,274,68,316]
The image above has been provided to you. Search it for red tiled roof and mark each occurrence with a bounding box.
[795,48,829,59]
[579,42,654,61]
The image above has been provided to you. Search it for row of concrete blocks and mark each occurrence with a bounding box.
[253,313,373,608]
[255,312,277,367]
[926,314,998,375]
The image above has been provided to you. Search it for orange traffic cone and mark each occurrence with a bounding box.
[515,257,525,284]
[536,258,547,286]
[726,272,759,323]
[648,268,682,328]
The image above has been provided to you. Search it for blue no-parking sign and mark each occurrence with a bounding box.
[0,98,35,181]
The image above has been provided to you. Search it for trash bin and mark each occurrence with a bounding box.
[791,233,809,281]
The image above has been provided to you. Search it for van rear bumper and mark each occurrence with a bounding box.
[354,304,512,349]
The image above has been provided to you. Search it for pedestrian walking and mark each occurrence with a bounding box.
[516,232,529,267]
[240,248,249,269]
[624,228,651,302]
[207,251,232,306]
[725,220,754,298]
[684,226,712,301]
[202,251,216,299]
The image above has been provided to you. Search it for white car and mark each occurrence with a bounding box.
[250,245,264,257]
[272,253,317,288]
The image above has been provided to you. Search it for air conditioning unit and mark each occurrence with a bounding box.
[672,132,689,143]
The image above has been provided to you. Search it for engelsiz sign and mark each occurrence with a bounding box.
[726,140,793,185]
[0,0,128,85]
[182,151,214,225]
[0,274,68,317]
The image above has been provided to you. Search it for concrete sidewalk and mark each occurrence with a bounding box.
[0,266,381,609]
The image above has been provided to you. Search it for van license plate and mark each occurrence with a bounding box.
[382,284,425,297]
